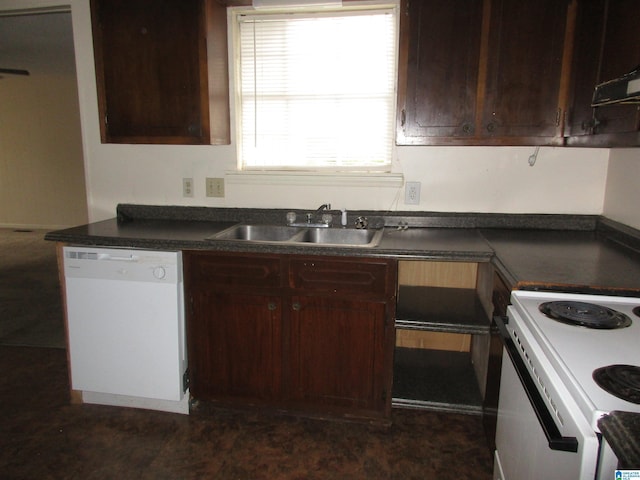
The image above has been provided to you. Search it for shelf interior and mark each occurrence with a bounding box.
[392,347,483,414]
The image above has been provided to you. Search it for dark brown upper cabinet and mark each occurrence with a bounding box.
[565,0,640,147]
[91,0,230,145]
[397,0,575,146]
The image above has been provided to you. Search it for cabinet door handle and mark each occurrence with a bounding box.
[292,302,301,311]
[267,302,277,311]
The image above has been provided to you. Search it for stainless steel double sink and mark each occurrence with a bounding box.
[207,224,383,248]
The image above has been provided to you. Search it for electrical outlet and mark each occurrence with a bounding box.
[183,178,194,197]
[206,177,225,198]
[405,181,421,205]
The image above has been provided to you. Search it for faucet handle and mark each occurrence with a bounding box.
[355,216,369,229]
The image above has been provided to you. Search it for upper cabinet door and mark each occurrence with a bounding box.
[397,0,483,144]
[481,0,572,142]
[397,0,574,146]
[91,0,230,145]
[566,0,640,146]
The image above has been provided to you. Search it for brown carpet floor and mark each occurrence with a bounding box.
[0,228,65,348]
[0,229,494,479]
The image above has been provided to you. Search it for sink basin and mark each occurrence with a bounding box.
[211,224,303,242]
[208,224,383,248]
[293,227,383,247]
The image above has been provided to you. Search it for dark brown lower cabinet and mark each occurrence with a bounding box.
[288,296,390,414]
[184,251,397,422]
[188,291,282,401]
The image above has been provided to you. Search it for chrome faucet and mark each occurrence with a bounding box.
[314,203,331,216]
[287,203,333,227]
[306,203,332,226]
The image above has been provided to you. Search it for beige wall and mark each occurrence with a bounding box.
[603,149,640,231]
[0,73,87,228]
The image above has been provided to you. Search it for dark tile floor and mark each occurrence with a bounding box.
[1,345,494,480]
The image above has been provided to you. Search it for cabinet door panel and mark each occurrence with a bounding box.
[482,0,569,139]
[566,0,640,145]
[188,292,282,401]
[92,0,209,144]
[565,0,606,137]
[288,296,389,412]
[593,0,640,137]
[398,0,483,143]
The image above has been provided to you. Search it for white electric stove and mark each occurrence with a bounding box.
[512,290,640,431]
[494,289,640,480]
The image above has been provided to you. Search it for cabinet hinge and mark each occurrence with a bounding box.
[556,108,562,127]
[183,368,190,392]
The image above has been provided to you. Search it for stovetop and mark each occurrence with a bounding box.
[511,290,640,431]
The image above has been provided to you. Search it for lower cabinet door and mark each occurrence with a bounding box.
[287,295,390,416]
[188,291,282,402]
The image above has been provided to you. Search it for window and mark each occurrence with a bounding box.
[232,2,398,171]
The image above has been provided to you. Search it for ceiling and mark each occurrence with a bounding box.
[0,11,76,76]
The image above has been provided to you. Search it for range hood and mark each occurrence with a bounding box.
[592,66,640,106]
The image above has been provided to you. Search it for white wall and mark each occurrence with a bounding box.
[3,0,628,227]
[603,149,640,230]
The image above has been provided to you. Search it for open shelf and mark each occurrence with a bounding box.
[396,285,490,334]
[392,347,483,414]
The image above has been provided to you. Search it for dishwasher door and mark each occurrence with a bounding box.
[63,247,187,407]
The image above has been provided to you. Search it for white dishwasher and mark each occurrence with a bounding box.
[63,246,188,414]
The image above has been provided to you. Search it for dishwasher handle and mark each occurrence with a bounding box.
[494,315,579,453]
[98,253,139,262]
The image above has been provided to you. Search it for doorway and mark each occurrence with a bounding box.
[0,9,88,229]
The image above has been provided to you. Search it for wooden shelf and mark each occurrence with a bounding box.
[395,285,490,334]
[392,347,483,414]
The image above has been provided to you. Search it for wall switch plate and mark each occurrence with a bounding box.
[206,177,225,198]
[405,181,421,205]
[182,178,194,197]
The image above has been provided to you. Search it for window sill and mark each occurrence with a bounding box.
[226,171,404,188]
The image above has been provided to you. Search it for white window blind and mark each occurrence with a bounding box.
[236,6,397,170]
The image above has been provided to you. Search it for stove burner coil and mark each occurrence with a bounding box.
[633,306,640,318]
[593,365,640,404]
[538,301,632,329]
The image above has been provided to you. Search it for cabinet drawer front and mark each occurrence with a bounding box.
[289,257,393,297]
[185,252,282,289]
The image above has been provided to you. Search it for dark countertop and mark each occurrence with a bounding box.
[46,214,496,262]
[481,228,640,295]
[46,218,238,250]
[599,411,640,469]
[45,205,640,292]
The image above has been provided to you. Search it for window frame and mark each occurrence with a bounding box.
[228,0,400,174]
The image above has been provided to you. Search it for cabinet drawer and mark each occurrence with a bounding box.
[184,252,282,289]
[289,257,394,298]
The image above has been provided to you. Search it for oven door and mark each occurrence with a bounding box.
[493,311,599,480]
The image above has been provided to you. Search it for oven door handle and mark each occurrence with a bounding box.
[494,315,579,453]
